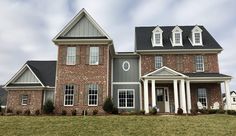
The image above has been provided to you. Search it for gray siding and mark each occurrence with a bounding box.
[15,69,39,83]
[113,84,140,111]
[65,15,103,37]
[113,58,139,82]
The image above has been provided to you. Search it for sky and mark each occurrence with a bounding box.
[0,0,235,91]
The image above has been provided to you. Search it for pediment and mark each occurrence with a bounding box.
[14,68,39,83]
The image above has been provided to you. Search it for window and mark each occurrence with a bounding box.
[21,95,28,105]
[88,84,98,106]
[174,33,181,44]
[191,26,203,46]
[176,55,183,72]
[64,84,74,106]
[122,61,130,71]
[89,47,99,65]
[152,27,163,47]
[195,55,204,72]
[233,97,236,103]
[66,47,76,65]
[118,89,134,108]
[155,56,163,69]
[194,33,201,44]
[155,33,161,44]
[156,88,164,102]
[198,88,207,108]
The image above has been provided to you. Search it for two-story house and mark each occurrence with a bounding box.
[3,8,232,114]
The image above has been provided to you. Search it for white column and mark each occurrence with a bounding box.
[225,80,231,110]
[173,80,179,113]
[180,79,187,113]
[144,79,149,113]
[186,80,191,113]
[151,80,156,108]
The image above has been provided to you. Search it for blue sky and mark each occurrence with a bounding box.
[0,0,235,91]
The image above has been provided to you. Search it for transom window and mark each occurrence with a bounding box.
[155,56,163,69]
[198,88,207,108]
[174,33,181,44]
[21,95,28,105]
[194,33,201,44]
[195,55,204,72]
[64,84,74,106]
[88,84,98,106]
[122,61,130,71]
[89,47,99,65]
[118,89,134,108]
[66,47,76,65]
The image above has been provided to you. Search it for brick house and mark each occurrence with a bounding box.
[3,9,233,114]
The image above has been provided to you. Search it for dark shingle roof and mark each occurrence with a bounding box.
[135,26,222,51]
[26,61,57,87]
[184,73,231,78]
[0,85,7,106]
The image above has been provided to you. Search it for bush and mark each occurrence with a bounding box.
[35,110,40,116]
[150,108,157,115]
[190,109,198,115]
[217,109,225,114]
[6,109,13,113]
[198,109,209,114]
[177,108,183,115]
[139,110,145,115]
[112,107,119,114]
[93,109,98,115]
[61,110,67,115]
[81,110,87,115]
[43,100,54,114]
[103,98,114,113]
[16,110,22,115]
[71,109,77,116]
[208,109,217,114]
[227,110,236,115]
[24,110,31,116]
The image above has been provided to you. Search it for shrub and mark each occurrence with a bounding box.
[190,109,197,115]
[16,110,22,115]
[71,109,77,116]
[6,109,13,113]
[112,107,119,114]
[103,98,114,113]
[177,108,183,115]
[35,110,40,116]
[217,109,225,114]
[24,110,31,116]
[81,110,87,115]
[198,109,209,114]
[227,110,236,115]
[61,110,67,115]
[208,109,217,114]
[139,110,145,115]
[93,109,98,115]
[43,100,54,114]
[150,108,157,115]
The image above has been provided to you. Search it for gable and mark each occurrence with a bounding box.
[64,15,103,37]
[14,68,39,83]
[150,69,178,76]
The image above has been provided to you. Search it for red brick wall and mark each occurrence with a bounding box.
[55,45,109,114]
[141,54,219,76]
[7,90,43,114]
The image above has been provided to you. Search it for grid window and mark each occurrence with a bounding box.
[66,47,76,65]
[89,47,99,65]
[88,84,98,106]
[174,33,181,44]
[64,84,74,106]
[118,89,134,108]
[194,33,201,44]
[21,95,28,105]
[198,88,207,108]
[195,55,204,72]
[155,33,161,44]
[155,56,163,69]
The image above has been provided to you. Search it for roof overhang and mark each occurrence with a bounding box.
[136,49,223,54]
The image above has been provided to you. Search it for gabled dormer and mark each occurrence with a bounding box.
[190,25,203,46]
[171,26,183,46]
[152,26,163,47]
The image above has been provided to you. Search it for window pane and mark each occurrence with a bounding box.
[89,47,99,65]
[198,88,207,107]
[155,56,163,69]
[195,33,200,43]
[88,84,98,106]
[175,33,181,44]
[118,90,134,108]
[64,84,74,106]
[66,47,76,65]
[195,55,204,72]
[155,33,161,44]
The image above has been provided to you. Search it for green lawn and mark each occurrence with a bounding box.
[0,115,236,136]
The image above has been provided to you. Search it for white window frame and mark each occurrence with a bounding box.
[195,55,204,72]
[21,95,28,105]
[232,97,236,103]
[198,88,207,108]
[173,32,182,46]
[88,84,98,106]
[89,47,99,65]
[118,89,135,108]
[191,26,203,46]
[66,47,76,65]
[152,27,163,47]
[64,84,74,106]
[122,61,130,71]
[155,56,163,69]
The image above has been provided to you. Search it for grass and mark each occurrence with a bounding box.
[0,114,236,136]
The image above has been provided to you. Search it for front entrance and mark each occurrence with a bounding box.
[156,87,169,112]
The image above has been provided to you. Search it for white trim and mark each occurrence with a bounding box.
[122,61,130,71]
[152,26,163,47]
[195,55,204,72]
[88,84,98,106]
[191,25,203,46]
[112,82,140,85]
[197,88,208,109]
[63,85,75,106]
[107,45,109,97]
[172,26,183,46]
[111,57,114,98]
[117,89,135,109]
[21,95,28,106]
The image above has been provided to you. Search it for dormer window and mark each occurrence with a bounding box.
[191,25,203,46]
[172,26,183,46]
[152,26,163,47]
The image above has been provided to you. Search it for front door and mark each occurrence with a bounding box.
[156,87,169,112]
